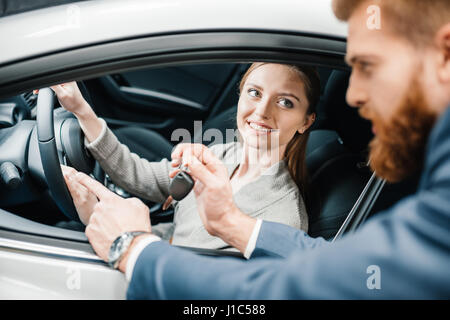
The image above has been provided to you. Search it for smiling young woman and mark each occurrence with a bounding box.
[53,61,321,251]
[237,62,320,198]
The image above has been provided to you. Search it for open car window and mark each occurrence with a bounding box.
[0,60,376,244]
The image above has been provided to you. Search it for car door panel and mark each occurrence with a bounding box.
[0,249,127,299]
[85,63,241,143]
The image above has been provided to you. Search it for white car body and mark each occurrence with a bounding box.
[0,0,347,299]
[0,0,346,66]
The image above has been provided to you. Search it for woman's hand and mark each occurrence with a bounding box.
[61,165,98,225]
[50,82,91,117]
[50,82,103,143]
[170,144,256,253]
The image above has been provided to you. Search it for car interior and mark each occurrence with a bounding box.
[0,62,421,257]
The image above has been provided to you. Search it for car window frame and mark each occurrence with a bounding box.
[0,29,348,259]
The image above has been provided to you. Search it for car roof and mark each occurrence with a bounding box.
[0,0,90,18]
[0,0,347,67]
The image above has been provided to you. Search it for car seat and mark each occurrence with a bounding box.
[305,70,374,239]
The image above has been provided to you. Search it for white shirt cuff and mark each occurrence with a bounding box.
[243,219,263,259]
[125,235,161,282]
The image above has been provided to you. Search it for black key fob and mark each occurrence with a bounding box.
[169,170,194,201]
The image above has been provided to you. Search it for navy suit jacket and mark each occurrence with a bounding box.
[127,107,450,299]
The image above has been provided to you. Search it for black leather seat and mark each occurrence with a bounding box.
[113,126,173,161]
[112,106,238,161]
[194,107,237,146]
[305,70,373,239]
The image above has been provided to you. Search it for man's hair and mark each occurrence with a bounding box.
[332,0,450,47]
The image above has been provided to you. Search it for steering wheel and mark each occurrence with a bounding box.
[35,87,174,224]
[36,88,95,221]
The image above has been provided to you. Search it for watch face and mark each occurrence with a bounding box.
[108,233,130,264]
[108,232,146,268]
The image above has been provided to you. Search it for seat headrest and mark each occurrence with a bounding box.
[312,70,373,153]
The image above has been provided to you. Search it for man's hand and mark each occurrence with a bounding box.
[170,143,235,234]
[75,172,152,269]
[170,143,256,253]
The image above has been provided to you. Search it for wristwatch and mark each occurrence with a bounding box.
[108,231,149,269]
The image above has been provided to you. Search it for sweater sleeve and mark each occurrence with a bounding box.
[85,118,172,203]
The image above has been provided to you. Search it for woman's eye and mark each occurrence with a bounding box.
[247,88,260,98]
[279,98,294,108]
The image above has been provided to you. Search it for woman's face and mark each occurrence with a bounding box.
[237,63,314,152]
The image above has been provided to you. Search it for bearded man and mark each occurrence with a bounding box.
[79,0,450,299]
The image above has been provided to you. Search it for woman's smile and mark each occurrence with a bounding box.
[246,120,278,135]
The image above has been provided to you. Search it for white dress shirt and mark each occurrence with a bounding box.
[125,219,263,282]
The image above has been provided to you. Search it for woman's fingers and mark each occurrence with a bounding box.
[50,84,64,95]
[61,165,77,185]
[61,164,77,175]
[61,165,93,201]
[63,171,85,198]
[171,143,207,163]
[61,165,79,189]
[162,196,173,210]
[171,158,181,167]
[170,143,189,161]
[63,173,84,203]
[169,168,181,178]
[50,83,74,99]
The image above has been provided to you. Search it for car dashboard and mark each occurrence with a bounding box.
[0,91,37,128]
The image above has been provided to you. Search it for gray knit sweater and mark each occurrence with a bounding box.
[85,118,308,249]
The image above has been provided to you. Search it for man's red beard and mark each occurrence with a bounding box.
[360,77,437,183]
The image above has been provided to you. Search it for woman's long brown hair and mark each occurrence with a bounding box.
[238,62,321,198]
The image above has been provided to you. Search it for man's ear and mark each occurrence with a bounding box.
[298,113,316,134]
[435,22,450,83]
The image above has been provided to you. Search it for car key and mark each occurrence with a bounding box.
[169,167,194,201]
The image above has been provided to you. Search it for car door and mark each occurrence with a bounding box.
[0,0,351,300]
[0,209,127,299]
[83,63,243,144]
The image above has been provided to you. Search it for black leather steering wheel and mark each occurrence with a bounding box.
[36,88,94,221]
[35,86,174,224]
